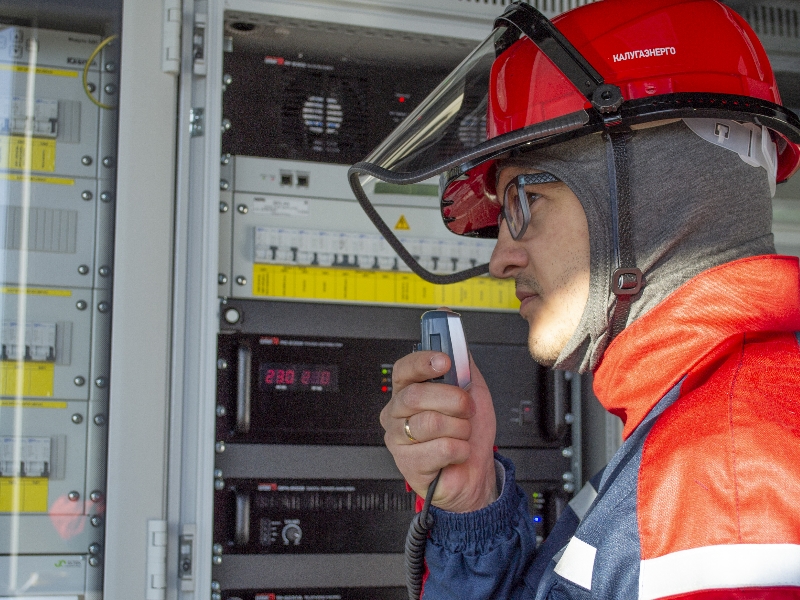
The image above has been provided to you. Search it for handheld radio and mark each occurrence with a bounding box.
[405,310,471,600]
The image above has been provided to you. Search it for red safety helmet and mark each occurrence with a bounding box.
[349,0,800,284]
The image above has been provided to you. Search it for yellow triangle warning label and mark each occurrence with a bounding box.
[395,215,411,230]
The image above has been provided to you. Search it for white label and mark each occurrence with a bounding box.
[251,196,310,217]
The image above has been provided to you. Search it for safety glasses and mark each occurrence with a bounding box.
[500,172,561,240]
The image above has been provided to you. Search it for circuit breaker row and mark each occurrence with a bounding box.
[0,23,118,597]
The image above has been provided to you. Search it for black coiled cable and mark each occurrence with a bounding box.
[405,469,442,600]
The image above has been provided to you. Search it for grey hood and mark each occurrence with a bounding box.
[509,120,775,372]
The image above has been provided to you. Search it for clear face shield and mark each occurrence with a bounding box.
[348,2,800,285]
[348,3,605,284]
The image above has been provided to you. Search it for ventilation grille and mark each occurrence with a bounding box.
[740,4,800,39]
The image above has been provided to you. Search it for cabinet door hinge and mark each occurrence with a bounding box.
[162,0,181,74]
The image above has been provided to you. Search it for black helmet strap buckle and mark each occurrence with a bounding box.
[604,124,643,340]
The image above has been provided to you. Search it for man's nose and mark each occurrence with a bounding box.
[489,220,528,279]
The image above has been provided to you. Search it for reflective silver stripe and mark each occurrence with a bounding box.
[567,481,597,521]
[553,537,596,590]
[639,544,800,600]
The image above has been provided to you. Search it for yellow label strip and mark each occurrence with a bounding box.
[0,399,66,408]
[0,63,78,78]
[0,477,49,513]
[252,264,519,311]
[0,172,74,185]
[0,361,55,397]
[2,287,72,296]
[0,135,57,172]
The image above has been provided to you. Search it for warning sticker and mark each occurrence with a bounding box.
[394,215,410,230]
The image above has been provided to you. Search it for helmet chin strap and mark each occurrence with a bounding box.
[592,84,644,340]
[604,127,644,340]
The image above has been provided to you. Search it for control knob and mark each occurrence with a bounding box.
[281,523,302,545]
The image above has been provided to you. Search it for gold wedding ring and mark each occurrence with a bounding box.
[404,418,418,442]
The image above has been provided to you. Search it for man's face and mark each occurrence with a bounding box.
[489,166,591,366]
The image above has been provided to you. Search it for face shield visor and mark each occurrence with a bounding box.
[348,2,800,285]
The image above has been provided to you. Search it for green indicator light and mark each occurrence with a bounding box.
[382,369,389,375]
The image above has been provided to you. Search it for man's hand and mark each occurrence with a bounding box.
[380,350,497,513]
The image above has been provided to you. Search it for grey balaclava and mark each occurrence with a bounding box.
[509,120,775,373]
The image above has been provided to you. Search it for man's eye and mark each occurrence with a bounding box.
[527,193,541,207]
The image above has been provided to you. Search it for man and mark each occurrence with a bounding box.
[348,0,800,597]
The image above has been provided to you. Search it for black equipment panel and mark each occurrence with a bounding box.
[216,332,565,448]
[222,52,452,165]
[215,478,566,555]
[222,588,407,600]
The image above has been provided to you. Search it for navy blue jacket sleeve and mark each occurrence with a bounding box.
[421,453,542,599]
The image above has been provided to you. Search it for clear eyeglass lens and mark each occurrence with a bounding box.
[504,182,525,239]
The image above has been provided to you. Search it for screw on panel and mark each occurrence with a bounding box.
[214,469,223,479]
[212,543,223,555]
[104,83,117,95]
[561,447,574,458]
[98,266,111,277]
[76,300,88,310]
[215,441,226,453]
[89,543,102,555]
[220,180,230,191]
[211,592,222,600]
[98,301,111,313]
[221,118,232,132]
[214,479,225,491]
[563,482,576,494]
[220,153,231,165]
[82,191,93,201]
[71,414,83,424]
[235,276,247,286]
[74,376,86,386]
[236,204,248,214]
[219,201,229,213]
[68,491,80,501]
[94,414,106,426]
[81,156,93,166]
[217,359,228,370]
[88,557,100,567]
[215,405,227,417]
[91,516,103,527]
[95,377,108,388]
[86,82,96,93]
[102,156,116,168]
[564,413,575,424]
[223,73,233,86]
[211,581,221,592]
[90,490,103,502]
[562,472,575,482]
[218,274,228,285]
[100,191,114,203]
[104,61,116,72]
[78,265,90,275]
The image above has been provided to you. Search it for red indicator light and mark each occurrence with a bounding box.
[381,385,388,393]
[398,97,405,103]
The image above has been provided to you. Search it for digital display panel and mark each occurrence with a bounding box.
[259,362,339,393]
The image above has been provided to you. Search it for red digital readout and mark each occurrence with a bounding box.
[264,368,296,385]
[260,362,338,392]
